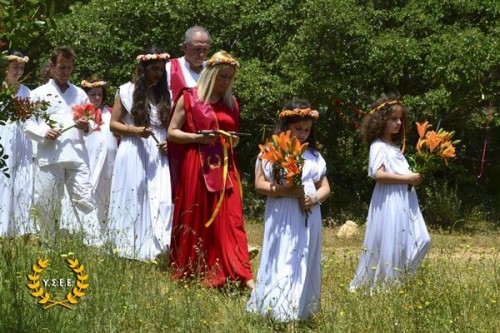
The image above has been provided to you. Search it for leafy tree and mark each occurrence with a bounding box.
[42,0,500,226]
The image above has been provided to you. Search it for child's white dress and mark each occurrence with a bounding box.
[247,149,326,321]
[350,139,431,290]
[84,106,117,223]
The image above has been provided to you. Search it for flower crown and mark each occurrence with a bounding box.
[278,108,320,120]
[205,58,240,67]
[5,55,29,63]
[81,80,107,88]
[136,53,170,63]
[369,99,401,114]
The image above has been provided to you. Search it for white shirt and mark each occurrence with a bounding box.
[25,79,90,166]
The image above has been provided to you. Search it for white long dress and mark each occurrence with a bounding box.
[107,82,173,260]
[0,84,35,236]
[85,106,117,223]
[246,149,326,322]
[349,139,431,291]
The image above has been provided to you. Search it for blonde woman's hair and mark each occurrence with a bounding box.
[196,50,238,109]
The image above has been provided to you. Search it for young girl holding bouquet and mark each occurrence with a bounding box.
[246,98,330,322]
[349,95,431,292]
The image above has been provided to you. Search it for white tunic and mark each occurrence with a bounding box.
[108,82,173,260]
[0,84,35,236]
[25,79,91,166]
[247,149,326,321]
[349,139,431,291]
[24,79,102,246]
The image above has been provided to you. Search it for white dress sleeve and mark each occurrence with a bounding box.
[368,140,386,179]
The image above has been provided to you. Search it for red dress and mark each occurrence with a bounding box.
[169,90,253,287]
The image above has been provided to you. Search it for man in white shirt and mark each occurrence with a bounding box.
[166,25,211,103]
[25,46,102,246]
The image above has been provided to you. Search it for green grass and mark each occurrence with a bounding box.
[1,224,499,333]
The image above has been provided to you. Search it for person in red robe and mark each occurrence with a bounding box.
[167,51,254,289]
[166,26,211,195]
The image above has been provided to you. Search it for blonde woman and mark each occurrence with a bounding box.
[168,51,254,289]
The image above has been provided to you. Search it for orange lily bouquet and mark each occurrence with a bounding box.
[61,103,103,133]
[259,130,311,225]
[411,121,460,174]
[259,130,309,186]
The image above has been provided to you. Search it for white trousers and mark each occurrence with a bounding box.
[34,161,103,246]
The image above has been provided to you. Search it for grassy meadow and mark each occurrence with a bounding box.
[0,222,499,333]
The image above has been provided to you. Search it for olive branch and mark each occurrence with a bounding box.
[27,258,52,307]
[64,258,90,307]
[26,257,90,310]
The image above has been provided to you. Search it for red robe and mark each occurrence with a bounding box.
[169,88,253,287]
[169,58,187,103]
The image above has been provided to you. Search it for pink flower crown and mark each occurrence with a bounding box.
[278,108,320,120]
[5,55,29,63]
[136,53,170,63]
[205,58,240,67]
[81,80,107,88]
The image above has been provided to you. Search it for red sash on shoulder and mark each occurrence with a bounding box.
[184,89,232,192]
[170,58,187,103]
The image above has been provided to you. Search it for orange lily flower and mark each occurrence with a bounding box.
[273,130,291,152]
[416,121,430,139]
[425,131,442,152]
[281,155,302,185]
[259,142,283,163]
[416,138,426,155]
[439,141,456,165]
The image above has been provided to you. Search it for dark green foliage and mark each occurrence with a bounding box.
[13,0,500,227]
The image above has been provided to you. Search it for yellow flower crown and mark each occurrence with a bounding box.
[5,55,29,63]
[369,100,401,114]
[81,80,107,88]
[278,108,320,120]
[136,53,170,63]
[205,58,240,67]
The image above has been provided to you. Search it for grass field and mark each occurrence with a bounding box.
[0,222,499,332]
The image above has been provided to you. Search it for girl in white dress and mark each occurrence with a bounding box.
[349,96,431,292]
[1,50,35,236]
[247,99,331,322]
[81,77,117,223]
[108,47,173,260]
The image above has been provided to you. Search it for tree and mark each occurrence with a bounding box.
[43,0,500,225]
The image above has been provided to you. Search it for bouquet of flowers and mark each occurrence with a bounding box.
[0,87,49,123]
[1,86,49,177]
[407,121,460,191]
[60,102,103,133]
[414,121,459,170]
[259,130,311,225]
[259,130,309,186]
